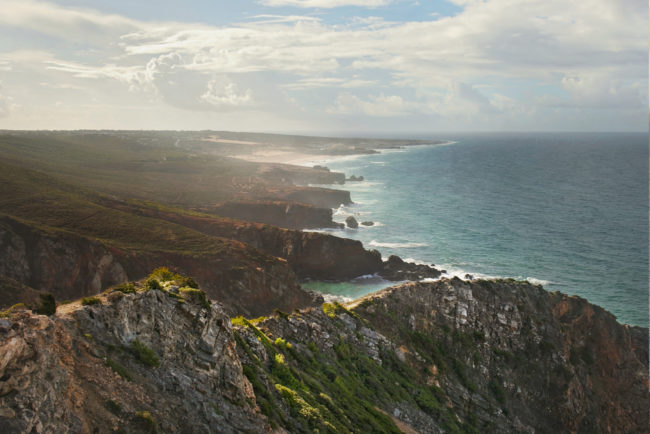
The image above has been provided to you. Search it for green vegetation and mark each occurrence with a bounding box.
[106,358,132,381]
[81,297,102,306]
[488,378,506,405]
[178,287,210,309]
[34,292,56,316]
[145,277,162,291]
[233,313,469,434]
[135,411,156,432]
[0,303,26,318]
[130,340,160,368]
[112,283,136,294]
[106,400,122,414]
[322,301,357,319]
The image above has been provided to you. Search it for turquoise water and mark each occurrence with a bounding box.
[304,132,649,327]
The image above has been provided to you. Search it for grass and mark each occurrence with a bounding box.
[130,340,160,368]
[0,303,26,318]
[233,313,468,433]
[81,297,102,306]
[112,283,136,294]
[106,358,132,381]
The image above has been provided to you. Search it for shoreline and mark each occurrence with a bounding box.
[298,140,564,311]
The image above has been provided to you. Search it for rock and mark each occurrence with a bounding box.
[464,274,474,280]
[361,221,374,226]
[0,289,269,433]
[347,175,364,181]
[0,278,647,433]
[345,216,359,229]
[379,255,441,281]
[211,200,341,230]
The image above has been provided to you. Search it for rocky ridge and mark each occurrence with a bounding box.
[1,276,646,433]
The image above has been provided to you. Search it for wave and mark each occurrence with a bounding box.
[369,240,428,248]
[519,276,552,286]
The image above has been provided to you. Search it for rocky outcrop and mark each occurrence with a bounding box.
[345,216,359,229]
[0,215,315,317]
[211,200,342,230]
[1,277,646,433]
[351,279,649,433]
[0,216,127,302]
[0,288,268,433]
[104,201,383,281]
[379,255,441,281]
[273,186,351,209]
[257,163,346,185]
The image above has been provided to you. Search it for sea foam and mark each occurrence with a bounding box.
[369,240,428,248]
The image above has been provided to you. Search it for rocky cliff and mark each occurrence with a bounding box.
[1,276,646,433]
[105,200,439,282]
[0,215,315,317]
[210,200,342,230]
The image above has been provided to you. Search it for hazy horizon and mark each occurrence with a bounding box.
[0,0,647,133]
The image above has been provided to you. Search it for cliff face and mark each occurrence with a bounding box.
[0,289,266,433]
[0,215,315,317]
[1,278,646,433]
[210,200,342,230]
[0,216,127,301]
[351,279,649,433]
[105,201,385,281]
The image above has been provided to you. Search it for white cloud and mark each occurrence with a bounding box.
[0,0,141,43]
[328,92,411,116]
[200,77,253,110]
[0,0,646,131]
[259,0,393,8]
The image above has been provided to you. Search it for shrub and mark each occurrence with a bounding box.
[179,287,210,309]
[81,297,102,306]
[106,358,132,381]
[135,411,156,432]
[145,277,161,291]
[34,293,56,316]
[130,340,160,367]
[149,267,175,281]
[274,337,292,350]
[106,400,121,414]
[113,283,136,294]
[178,276,198,289]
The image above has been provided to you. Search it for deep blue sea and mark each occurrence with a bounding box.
[303,132,649,327]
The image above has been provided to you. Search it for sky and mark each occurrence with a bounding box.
[0,0,647,134]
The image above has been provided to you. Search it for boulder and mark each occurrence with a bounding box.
[345,216,359,229]
[360,221,374,226]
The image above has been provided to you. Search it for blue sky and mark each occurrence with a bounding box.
[0,0,647,133]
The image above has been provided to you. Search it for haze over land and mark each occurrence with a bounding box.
[0,0,647,133]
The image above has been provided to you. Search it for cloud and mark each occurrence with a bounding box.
[328,92,411,116]
[0,0,646,130]
[200,77,253,110]
[0,0,141,43]
[282,77,376,89]
[259,0,393,8]
[0,84,11,118]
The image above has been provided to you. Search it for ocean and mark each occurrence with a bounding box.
[302,132,649,327]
